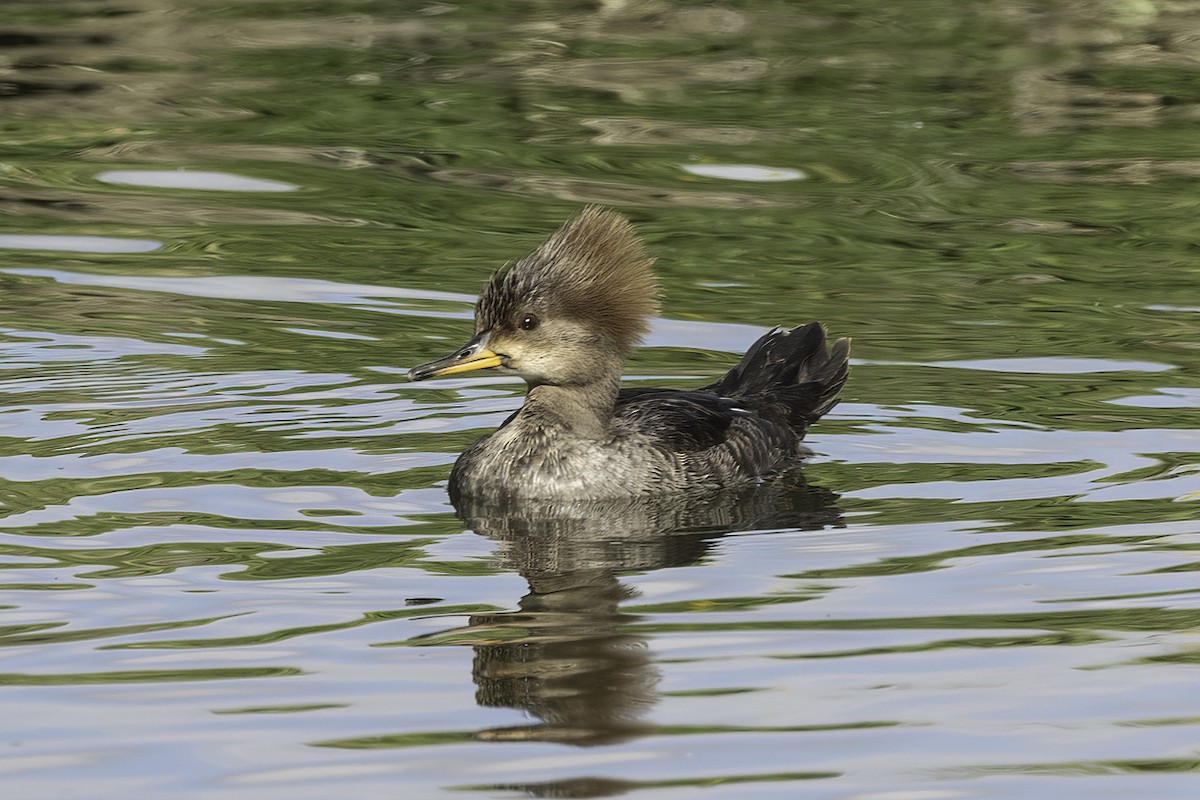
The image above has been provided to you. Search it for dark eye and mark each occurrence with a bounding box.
[519,314,539,331]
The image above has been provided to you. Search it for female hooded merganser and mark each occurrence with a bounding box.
[409,207,849,501]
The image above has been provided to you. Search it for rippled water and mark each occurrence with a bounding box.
[5,1,1200,798]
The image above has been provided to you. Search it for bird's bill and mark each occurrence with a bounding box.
[408,333,503,381]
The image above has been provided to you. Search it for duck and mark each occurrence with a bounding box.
[408,207,850,501]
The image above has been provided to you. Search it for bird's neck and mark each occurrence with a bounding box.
[517,374,621,441]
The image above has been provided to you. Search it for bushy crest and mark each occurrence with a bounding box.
[477,207,660,350]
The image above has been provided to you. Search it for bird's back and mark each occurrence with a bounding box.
[612,323,850,487]
[701,321,849,433]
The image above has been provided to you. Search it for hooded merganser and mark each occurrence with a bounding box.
[408,207,850,501]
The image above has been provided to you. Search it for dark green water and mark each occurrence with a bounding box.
[4,1,1200,797]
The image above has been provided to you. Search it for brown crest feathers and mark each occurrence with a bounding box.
[478,207,660,350]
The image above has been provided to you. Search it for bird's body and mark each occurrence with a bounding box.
[449,324,846,500]
[409,208,849,502]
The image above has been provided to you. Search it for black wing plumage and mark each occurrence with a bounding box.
[615,388,749,451]
[703,322,849,433]
[615,322,850,453]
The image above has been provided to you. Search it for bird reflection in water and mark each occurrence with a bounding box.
[444,474,842,750]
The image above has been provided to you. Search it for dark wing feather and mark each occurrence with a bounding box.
[704,322,850,432]
[614,388,748,452]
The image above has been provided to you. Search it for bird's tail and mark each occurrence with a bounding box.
[704,322,850,433]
